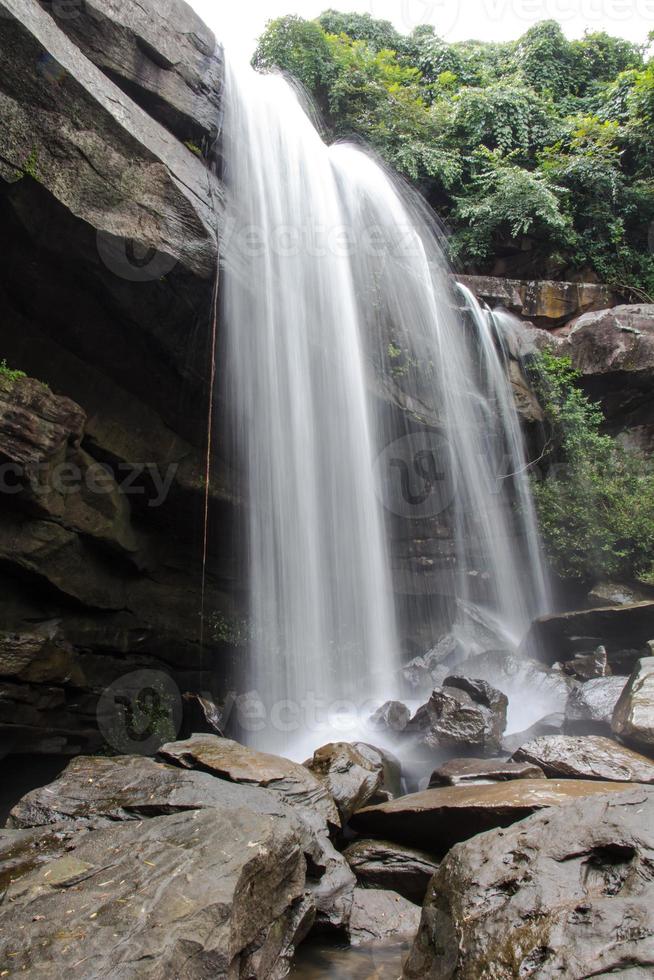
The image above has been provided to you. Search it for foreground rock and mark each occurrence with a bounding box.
[304,741,399,824]
[160,734,340,829]
[612,657,654,755]
[565,676,627,734]
[349,888,421,947]
[8,751,356,934]
[0,808,311,977]
[404,786,654,978]
[343,840,439,905]
[409,677,507,755]
[512,735,654,783]
[350,779,637,852]
[429,757,544,787]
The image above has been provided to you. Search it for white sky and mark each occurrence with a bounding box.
[189,0,654,61]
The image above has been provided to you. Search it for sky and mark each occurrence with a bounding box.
[189,0,654,61]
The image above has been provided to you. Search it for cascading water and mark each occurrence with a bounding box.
[222,57,550,755]
[222,59,398,754]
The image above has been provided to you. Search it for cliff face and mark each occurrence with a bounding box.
[0,0,231,757]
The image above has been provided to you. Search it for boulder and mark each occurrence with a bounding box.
[348,888,421,947]
[343,839,439,905]
[523,603,654,670]
[305,741,390,824]
[409,677,507,754]
[7,751,356,935]
[565,676,627,734]
[369,699,411,733]
[404,786,654,979]
[566,304,654,452]
[429,757,544,787]
[0,807,312,977]
[502,712,565,755]
[39,0,223,145]
[159,734,340,830]
[350,779,636,853]
[560,646,611,681]
[512,734,654,784]
[7,753,299,828]
[612,657,654,756]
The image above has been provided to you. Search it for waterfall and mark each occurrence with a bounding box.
[221,57,549,755]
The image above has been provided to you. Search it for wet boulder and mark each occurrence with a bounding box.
[512,734,654,784]
[404,786,654,979]
[305,741,401,823]
[350,779,636,853]
[429,756,544,787]
[7,753,299,828]
[565,677,627,734]
[0,807,312,978]
[612,657,654,756]
[7,750,356,936]
[409,677,507,755]
[348,888,421,947]
[369,700,411,733]
[159,734,340,830]
[343,839,439,905]
[560,646,611,681]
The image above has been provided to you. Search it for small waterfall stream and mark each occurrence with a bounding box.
[222,57,549,754]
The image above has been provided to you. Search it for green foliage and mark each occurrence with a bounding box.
[530,350,654,582]
[451,151,568,261]
[318,9,404,53]
[252,15,335,94]
[515,21,576,98]
[0,359,26,382]
[252,13,654,292]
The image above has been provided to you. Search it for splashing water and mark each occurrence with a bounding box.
[221,57,549,754]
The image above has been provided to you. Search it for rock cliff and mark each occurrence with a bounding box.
[0,0,230,762]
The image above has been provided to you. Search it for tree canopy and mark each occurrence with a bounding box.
[253,14,654,294]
